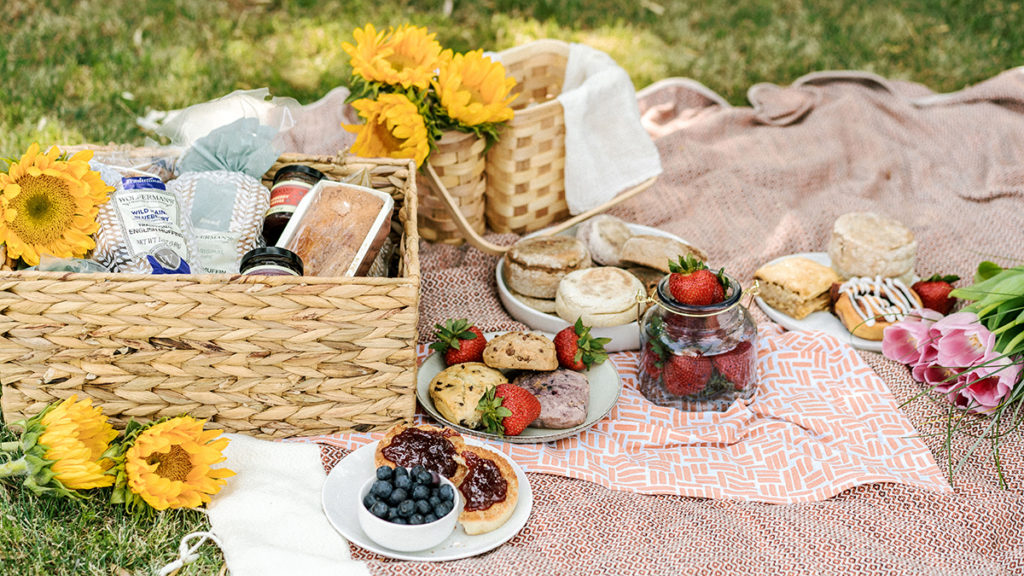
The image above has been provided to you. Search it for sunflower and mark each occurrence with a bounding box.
[434,49,517,127]
[0,395,117,497]
[342,23,441,90]
[110,416,233,512]
[345,93,431,167]
[0,143,112,266]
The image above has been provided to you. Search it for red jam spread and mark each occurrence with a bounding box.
[459,451,507,512]
[380,428,459,478]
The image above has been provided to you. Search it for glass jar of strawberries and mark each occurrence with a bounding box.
[638,257,757,411]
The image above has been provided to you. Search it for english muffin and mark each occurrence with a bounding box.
[503,236,591,299]
[482,331,558,371]
[457,445,519,535]
[619,235,707,273]
[575,214,633,266]
[555,267,645,328]
[375,424,468,484]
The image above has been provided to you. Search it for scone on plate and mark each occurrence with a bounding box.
[828,212,917,284]
[375,423,468,485]
[575,214,633,266]
[512,369,590,429]
[619,235,707,273]
[457,445,519,535]
[754,257,841,320]
[555,267,645,328]
[429,363,508,429]
[482,332,558,371]
[503,236,591,299]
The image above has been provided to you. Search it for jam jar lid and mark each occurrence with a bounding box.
[272,164,325,184]
[240,246,304,276]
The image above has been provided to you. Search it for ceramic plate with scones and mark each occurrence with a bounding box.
[753,252,921,352]
[322,423,533,561]
[416,331,623,444]
[495,220,704,351]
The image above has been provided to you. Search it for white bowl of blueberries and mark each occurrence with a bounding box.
[358,464,462,552]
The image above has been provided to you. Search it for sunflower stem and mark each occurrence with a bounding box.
[0,456,29,478]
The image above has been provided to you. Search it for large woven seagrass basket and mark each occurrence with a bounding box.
[0,149,420,439]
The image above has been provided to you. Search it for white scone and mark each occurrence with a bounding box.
[555,267,645,328]
[828,212,917,283]
[575,215,633,266]
[429,363,508,429]
[753,256,841,320]
[503,236,591,299]
[619,235,707,273]
[482,332,558,371]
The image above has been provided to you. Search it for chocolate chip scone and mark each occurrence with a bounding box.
[482,331,558,371]
[429,362,507,429]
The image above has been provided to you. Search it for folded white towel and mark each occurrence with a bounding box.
[558,43,663,214]
[205,434,370,576]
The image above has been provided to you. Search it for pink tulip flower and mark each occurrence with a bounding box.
[930,312,995,368]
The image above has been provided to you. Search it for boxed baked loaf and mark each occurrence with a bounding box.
[0,149,420,439]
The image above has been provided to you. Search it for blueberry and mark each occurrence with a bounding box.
[409,513,425,525]
[394,474,412,490]
[392,517,408,525]
[411,464,426,477]
[423,513,438,524]
[416,471,433,485]
[398,500,416,517]
[429,495,441,507]
[434,502,451,518]
[394,466,408,478]
[439,484,454,501]
[363,493,378,508]
[371,501,389,518]
[387,506,400,520]
[372,480,392,499]
[389,487,408,505]
[412,485,430,500]
[375,466,393,481]
[416,499,432,515]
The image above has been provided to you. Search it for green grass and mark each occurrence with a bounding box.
[2,0,1024,573]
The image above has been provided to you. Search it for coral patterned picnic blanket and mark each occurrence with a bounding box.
[307,325,949,504]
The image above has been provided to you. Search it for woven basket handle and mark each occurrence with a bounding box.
[424,164,657,256]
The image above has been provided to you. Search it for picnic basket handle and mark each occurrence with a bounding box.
[424,163,657,256]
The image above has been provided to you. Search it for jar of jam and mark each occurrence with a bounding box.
[638,273,757,411]
[263,164,325,245]
[240,247,304,277]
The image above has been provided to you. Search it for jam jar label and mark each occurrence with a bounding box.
[267,179,312,216]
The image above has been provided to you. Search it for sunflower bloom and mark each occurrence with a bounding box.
[343,23,441,90]
[0,395,117,497]
[345,93,431,167]
[0,143,112,266]
[434,49,517,127]
[111,416,233,512]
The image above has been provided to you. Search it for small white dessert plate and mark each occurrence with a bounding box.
[417,332,622,444]
[496,223,696,351]
[322,438,533,561]
[753,252,893,352]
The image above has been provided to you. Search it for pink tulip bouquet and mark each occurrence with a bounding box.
[883,261,1023,485]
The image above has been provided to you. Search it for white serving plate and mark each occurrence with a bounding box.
[754,252,894,352]
[276,179,394,277]
[417,332,621,443]
[322,438,532,561]
[496,223,696,351]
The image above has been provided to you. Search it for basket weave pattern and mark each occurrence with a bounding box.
[486,39,570,234]
[417,130,487,244]
[0,152,420,439]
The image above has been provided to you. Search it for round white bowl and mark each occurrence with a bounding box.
[356,475,462,552]
[496,222,693,352]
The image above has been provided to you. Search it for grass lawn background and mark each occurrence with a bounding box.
[1,0,1022,574]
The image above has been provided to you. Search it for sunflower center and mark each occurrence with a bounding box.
[8,175,77,244]
[149,445,193,482]
[372,118,406,150]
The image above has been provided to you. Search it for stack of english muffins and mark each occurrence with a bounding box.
[502,215,706,328]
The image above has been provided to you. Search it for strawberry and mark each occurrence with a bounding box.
[662,354,712,396]
[429,319,487,366]
[712,341,755,390]
[477,383,541,436]
[554,318,611,371]
[912,274,960,315]
[667,255,725,306]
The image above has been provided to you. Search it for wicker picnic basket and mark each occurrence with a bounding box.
[422,39,655,255]
[0,149,420,439]
[416,130,487,244]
